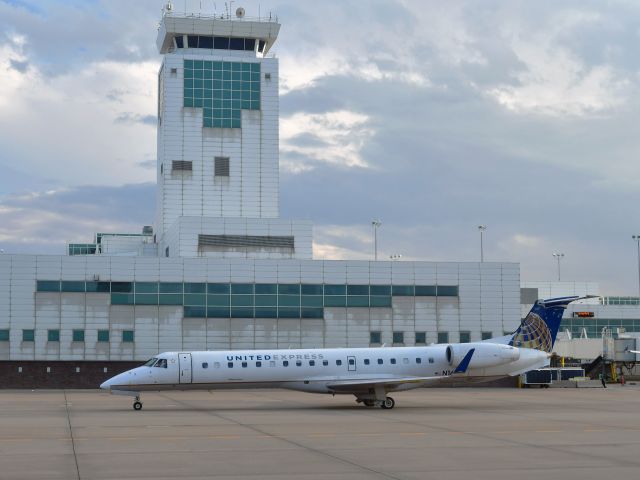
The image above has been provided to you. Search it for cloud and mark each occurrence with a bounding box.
[114,112,157,126]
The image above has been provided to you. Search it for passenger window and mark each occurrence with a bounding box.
[416,358,422,364]
[364,359,370,365]
[377,359,383,365]
[390,358,396,365]
[228,362,233,368]
[336,360,342,366]
[242,362,248,368]
[403,358,409,365]
[269,361,276,367]
[348,358,355,365]
[428,357,434,364]
[214,362,220,368]
[309,360,315,366]
[256,361,262,367]
[322,360,328,366]
[202,362,208,369]
[296,360,302,367]
[283,361,289,367]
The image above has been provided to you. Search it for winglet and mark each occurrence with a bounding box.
[454,348,475,374]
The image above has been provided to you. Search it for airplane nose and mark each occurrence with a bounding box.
[100,378,112,390]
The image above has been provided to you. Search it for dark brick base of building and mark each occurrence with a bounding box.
[0,361,142,388]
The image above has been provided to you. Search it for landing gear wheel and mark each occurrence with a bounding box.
[133,401,143,411]
[380,397,395,409]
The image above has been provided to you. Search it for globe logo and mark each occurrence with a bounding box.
[510,312,553,352]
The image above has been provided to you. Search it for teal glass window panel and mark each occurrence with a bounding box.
[208,283,230,294]
[370,285,391,295]
[194,96,203,108]
[203,68,212,79]
[278,283,300,295]
[347,296,369,307]
[212,61,222,70]
[437,285,459,296]
[159,294,183,306]
[250,100,260,110]
[241,70,251,81]
[242,63,251,71]
[231,295,253,307]
[111,293,134,305]
[112,282,133,293]
[184,306,206,318]
[0,329,9,341]
[347,285,369,295]
[207,294,230,307]
[324,285,346,295]
[22,329,34,342]
[184,59,194,69]
[231,307,253,318]
[72,330,85,342]
[232,100,241,110]
[212,119,222,128]
[160,282,183,293]
[135,282,158,294]
[301,295,323,307]
[203,118,213,128]
[212,98,222,108]
[255,284,277,294]
[37,281,60,292]
[86,281,110,293]
[392,285,414,296]
[203,89,212,99]
[231,118,241,128]
[415,285,437,296]
[278,295,300,307]
[223,80,232,90]
[301,284,323,295]
[278,307,300,318]
[255,307,277,318]
[250,63,260,72]
[213,70,222,80]
[231,70,241,80]
[255,295,277,307]
[302,308,323,319]
[193,60,203,69]
[437,332,449,344]
[97,330,109,342]
[250,71,260,81]
[212,79,222,89]
[48,330,60,342]
[193,78,203,89]
[122,330,134,343]
[231,284,253,294]
[184,87,193,98]
[241,89,251,101]
[184,97,194,108]
[184,78,193,88]
[370,296,392,307]
[61,281,85,292]
[135,294,158,305]
[324,296,346,307]
[207,307,230,318]
[222,90,231,100]
[222,119,232,128]
[184,294,206,306]
[222,70,231,80]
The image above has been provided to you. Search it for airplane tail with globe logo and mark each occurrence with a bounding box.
[508,296,581,352]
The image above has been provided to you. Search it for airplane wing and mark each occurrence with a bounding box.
[326,348,476,392]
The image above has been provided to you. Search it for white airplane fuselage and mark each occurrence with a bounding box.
[101,343,547,397]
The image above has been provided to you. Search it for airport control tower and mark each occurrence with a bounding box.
[154,5,312,259]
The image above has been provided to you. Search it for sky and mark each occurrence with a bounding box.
[1,0,640,294]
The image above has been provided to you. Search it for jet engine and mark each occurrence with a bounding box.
[446,342,520,369]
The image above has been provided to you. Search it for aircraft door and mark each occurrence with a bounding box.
[347,356,357,372]
[179,353,192,383]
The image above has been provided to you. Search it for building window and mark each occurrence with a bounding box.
[415,332,426,344]
[72,330,85,342]
[370,331,381,344]
[122,330,135,343]
[392,331,404,344]
[215,156,230,177]
[460,331,471,343]
[22,329,35,342]
[437,332,449,344]
[48,330,60,342]
[171,160,192,172]
[97,330,109,342]
[481,331,492,341]
[0,329,9,341]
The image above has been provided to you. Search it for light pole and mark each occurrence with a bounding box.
[371,219,382,261]
[477,225,486,262]
[552,252,565,281]
[633,235,640,299]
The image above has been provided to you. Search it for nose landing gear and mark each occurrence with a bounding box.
[133,396,143,411]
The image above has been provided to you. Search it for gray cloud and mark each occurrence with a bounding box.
[8,58,28,72]
[114,112,157,126]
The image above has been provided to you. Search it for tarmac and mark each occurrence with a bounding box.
[1,385,640,480]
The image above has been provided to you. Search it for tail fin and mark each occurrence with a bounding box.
[509,296,580,352]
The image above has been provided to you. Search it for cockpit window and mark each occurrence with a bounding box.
[144,358,158,367]
[154,358,168,368]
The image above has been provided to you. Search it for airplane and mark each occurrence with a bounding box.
[100,296,580,410]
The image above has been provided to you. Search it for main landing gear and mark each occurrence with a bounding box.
[356,396,395,409]
[380,397,395,409]
[133,396,143,411]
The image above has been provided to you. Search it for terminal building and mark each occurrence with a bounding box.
[0,7,569,386]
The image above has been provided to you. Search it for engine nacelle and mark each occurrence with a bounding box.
[446,342,520,369]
